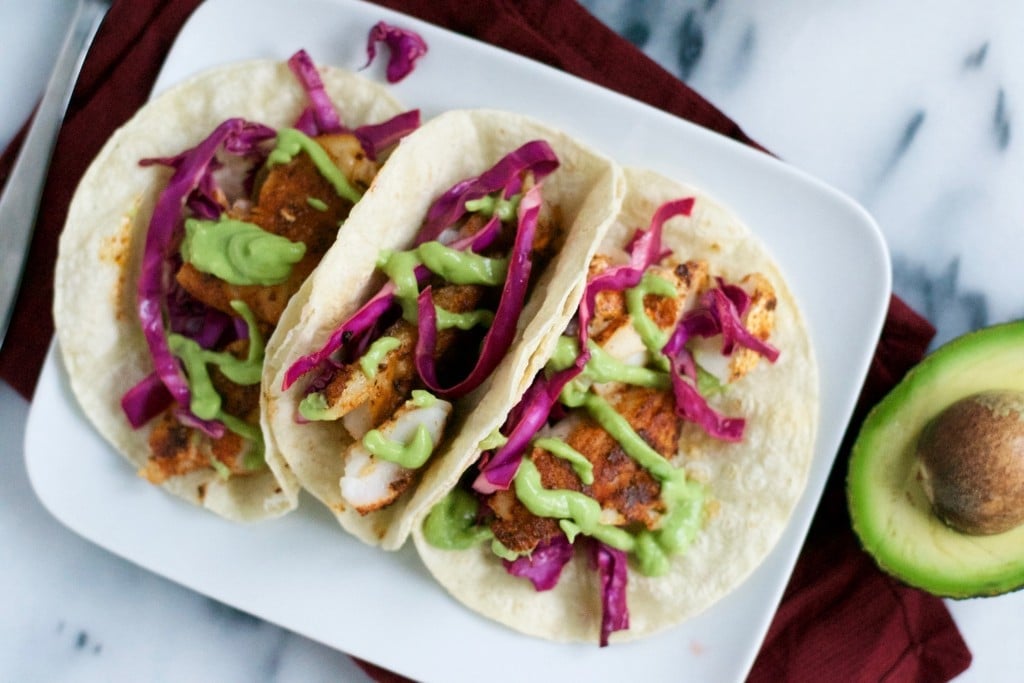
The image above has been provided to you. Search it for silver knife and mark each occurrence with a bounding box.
[0,0,110,351]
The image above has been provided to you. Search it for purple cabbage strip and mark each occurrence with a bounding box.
[121,372,173,429]
[414,184,542,400]
[166,282,235,349]
[292,108,318,137]
[472,364,581,493]
[287,49,343,134]
[594,542,630,647]
[668,353,746,441]
[136,118,253,414]
[576,197,695,359]
[661,297,746,441]
[353,109,421,161]
[363,21,428,83]
[418,140,559,245]
[281,284,402,391]
[502,535,575,591]
[172,405,227,440]
[705,287,780,362]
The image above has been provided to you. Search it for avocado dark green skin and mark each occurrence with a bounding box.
[848,320,1024,599]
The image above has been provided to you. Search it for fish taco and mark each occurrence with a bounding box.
[54,50,417,521]
[413,167,818,644]
[262,109,624,549]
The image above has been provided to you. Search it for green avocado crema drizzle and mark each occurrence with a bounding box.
[167,300,266,474]
[464,192,521,222]
[306,196,329,212]
[423,380,705,575]
[533,437,594,485]
[267,127,362,204]
[545,335,669,391]
[422,487,494,550]
[359,335,402,379]
[422,270,709,572]
[625,271,679,371]
[362,423,436,469]
[512,391,706,576]
[181,217,307,286]
[360,392,441,468]
[377,243,508,324]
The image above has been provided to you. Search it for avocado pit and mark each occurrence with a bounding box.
[916,390,1024,535]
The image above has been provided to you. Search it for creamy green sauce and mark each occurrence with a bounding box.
[513,458,634,551]
[267,127,361,204]
[218,411,267,472]
[359,335,401,379]
[422,488,494,549]
[377,243,508,323]
[625,271,678,371]
[416,241,508,286]
[435,307,494,331]
[464,192,521,222]
[168,300,264,421]
[490,538,520,561]
[377,248,422,321]
[306,196,329,212]
[478,428,508,451]
[362,423,435,469]
[546,335,580,373]
[411,389,438,408]
[582,392,675,481]
[181,217,306,286]
[586,341,670,389]
[297,391,333,421]
[533,437,594,485]
[545,335,668,389]
[167,300,267,474]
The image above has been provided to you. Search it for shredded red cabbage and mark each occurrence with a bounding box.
[166,282,235,349]
[281,282,406,391]
[364,21,428,83]
[172,405,226,439]
[502,535,574,590]
[137,118,259,414]
[705,286,780,362]
[288,49,343,134]
[417,140,558,245]
[594,542,630,647]
[353,109,421,161]
[414,184,542,400]
[121,372,173,429]
[472,364,581,493]
[289,49,420,155]
[576,198,695,359]
[661,310,746,441]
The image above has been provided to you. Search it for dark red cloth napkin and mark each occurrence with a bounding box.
[0,1,972,681]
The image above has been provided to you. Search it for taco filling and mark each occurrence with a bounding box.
[421,197,781,645]
[121,50,419,487]
[281,140,566,515]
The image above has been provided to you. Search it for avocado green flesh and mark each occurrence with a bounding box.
[849,320,1024,598]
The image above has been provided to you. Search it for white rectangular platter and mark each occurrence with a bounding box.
[25,0,892,680]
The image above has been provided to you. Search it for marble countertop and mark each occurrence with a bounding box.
[3,0,1023,680]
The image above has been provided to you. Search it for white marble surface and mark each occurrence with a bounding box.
[2,0,1023,681]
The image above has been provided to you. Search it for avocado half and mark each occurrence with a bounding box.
[848,319,1024,598]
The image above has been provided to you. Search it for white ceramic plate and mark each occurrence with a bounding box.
[25,0,891,680]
